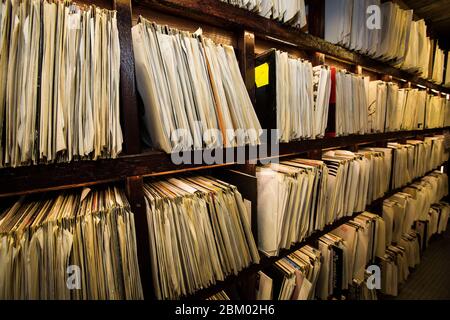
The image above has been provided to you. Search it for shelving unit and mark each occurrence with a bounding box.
[1,0,449,300]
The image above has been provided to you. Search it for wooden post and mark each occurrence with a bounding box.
[428,39,436,81]
[445,51,449,88]
[399,80,412,91]
[238,30,256,105]
[311,52,326,66]
[379,74,393,82]
[235,163,257,176]
[126,176,154,300]
[238,274,258,300]
[354,65,363,76]
[375,140,388,148]
[236,30,258,186]
[415,134,425,141]
[114,0,141,155]
[349,144,359,153]
[308,149,323,160]
[446,134,450,202]
[307,0,325,38]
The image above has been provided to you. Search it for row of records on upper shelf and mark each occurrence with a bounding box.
[0,0,449,169]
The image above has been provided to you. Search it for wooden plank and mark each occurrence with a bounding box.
[278,128,447,157]
[114,0,141,155]
[237,30,256,104]
[132,5,237,47]
[311,52,326,66]
[137,0,450,93]
[125,176,154,299]
[308,149,323,160]
[0,150,237,198]
[307,0,325,38]
[230,20,260,240]
[0,128,447,198]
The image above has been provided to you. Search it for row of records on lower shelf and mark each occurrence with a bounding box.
[209,199,450,301]
[0,135,449,300]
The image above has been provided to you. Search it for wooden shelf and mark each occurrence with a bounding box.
[134,0,450,94]
[0,128,446,198]
[0,149,239,198]
[279,128,449,156]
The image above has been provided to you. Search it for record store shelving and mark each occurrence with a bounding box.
[1,0,450,300]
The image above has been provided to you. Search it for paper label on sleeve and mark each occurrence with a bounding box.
[255,62,269,88]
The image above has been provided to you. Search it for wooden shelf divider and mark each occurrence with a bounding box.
[126,176,154,299]
[114,0,141,155]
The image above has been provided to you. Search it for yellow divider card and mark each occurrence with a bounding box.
[255,63,269,88]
